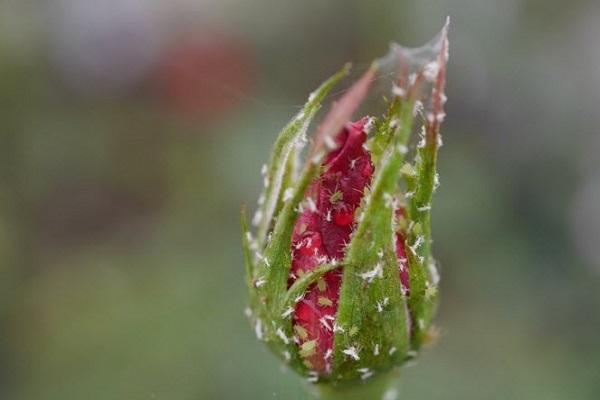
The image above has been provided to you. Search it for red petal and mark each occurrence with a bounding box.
[317,118,372,258]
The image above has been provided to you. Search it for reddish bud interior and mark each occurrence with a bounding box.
[289,118,410,373]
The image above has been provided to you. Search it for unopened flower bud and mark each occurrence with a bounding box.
[241,21,449,391]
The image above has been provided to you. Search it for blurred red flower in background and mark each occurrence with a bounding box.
[155,29,257,120]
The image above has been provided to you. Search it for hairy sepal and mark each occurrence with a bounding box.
[332,101,414,381]
[254,66,351,249]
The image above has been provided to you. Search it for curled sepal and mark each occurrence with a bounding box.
[281,263,341,315]
[271,263,342,373]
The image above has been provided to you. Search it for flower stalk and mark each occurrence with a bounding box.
[311,370,399,400]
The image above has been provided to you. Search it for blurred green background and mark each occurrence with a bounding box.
[1,0,599,399]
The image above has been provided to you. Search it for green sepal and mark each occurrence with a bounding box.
[331,101,414,382]
[244,67,350,366]
[405,127,441,348]
[246,162,322,372]
[254,65,350,249]
[259,162,320,304]
[240,205,255,293]
[274,147,299,219]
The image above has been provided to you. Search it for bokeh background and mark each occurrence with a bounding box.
[1,0,599,399]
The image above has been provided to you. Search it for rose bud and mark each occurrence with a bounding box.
[242,21,449,396]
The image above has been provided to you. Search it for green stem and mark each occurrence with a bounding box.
[308,371,399,400]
